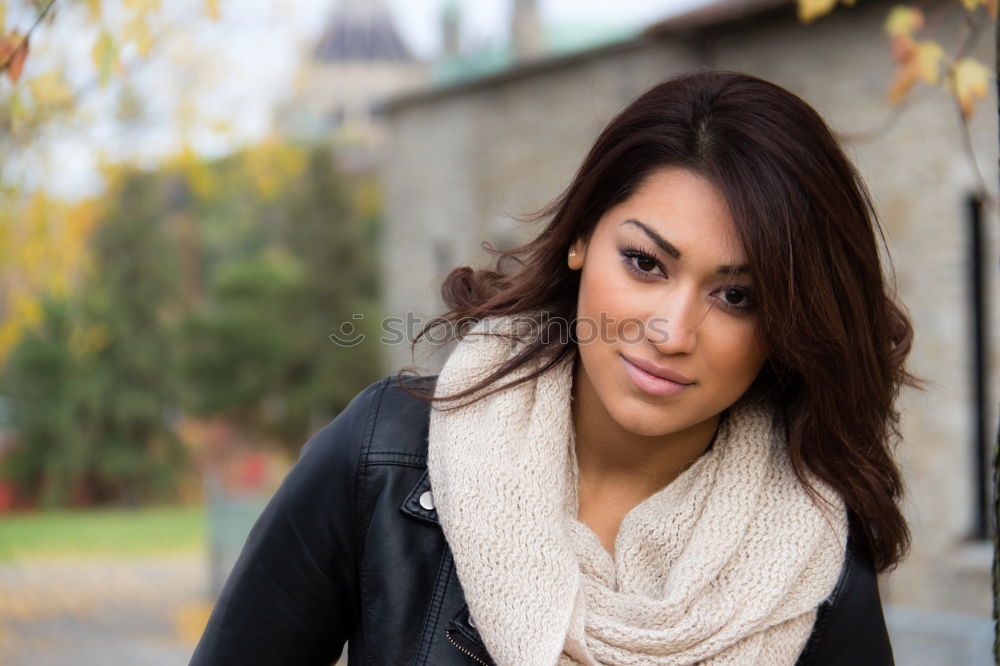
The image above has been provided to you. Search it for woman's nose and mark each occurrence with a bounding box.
[647,288,702,354]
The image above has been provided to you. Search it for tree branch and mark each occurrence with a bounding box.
[0,0,58,76]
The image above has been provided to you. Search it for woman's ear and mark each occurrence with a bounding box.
[567,239,587,270]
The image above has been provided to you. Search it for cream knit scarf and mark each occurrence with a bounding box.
[427,318,848,666]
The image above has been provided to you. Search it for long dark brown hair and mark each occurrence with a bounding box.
[398,70,917,573]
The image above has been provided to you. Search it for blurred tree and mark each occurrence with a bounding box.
[0,297,83,507]
[180,143,383,452]
[2,140,384,507]
[2,170,186,507]
[0,0,224,507]
[0,1,382,504]
[0,192,98,361]
[74,170,186,505]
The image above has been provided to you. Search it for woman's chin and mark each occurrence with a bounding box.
[607,404,690,439]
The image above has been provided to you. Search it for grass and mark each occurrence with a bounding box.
[0,504,207,561]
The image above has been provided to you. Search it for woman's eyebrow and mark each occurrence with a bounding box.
[621,219,681,259]
[622,219,749,274]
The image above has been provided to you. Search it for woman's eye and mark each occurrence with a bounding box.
[619,247,665,278]
[635,255,658,273]
[720,287,753,312]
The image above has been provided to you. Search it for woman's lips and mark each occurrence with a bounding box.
[620,354,694,397]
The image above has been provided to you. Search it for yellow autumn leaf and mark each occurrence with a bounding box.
[175,94,196,132]
[957,0,996,13]
[914,40,944,84]
[0,191,98,362]
[884,5,924,37]
[242,139,307,200]
[28,70,74,107]
[10,293,42,330]
[797,0,837,23]
[85,0,101,20]
[0,33,18,81]
[887,35,915,101]
[175,145,217,199]
[26,189,52,233]
[949,57,991,118]
[8,89,27,133]
[886,37,943,102]
[96,151,126,192]
[116,82,143,122]
[66,199,100,240]
[205,0,220,20]
[92,29,116,86]
[887,69,916,102]
[2,31,29,84]
[123,14,153,56]
[208,118,232,134]
[123,0,162,14]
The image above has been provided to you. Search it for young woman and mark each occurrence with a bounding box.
[191,71,914,665]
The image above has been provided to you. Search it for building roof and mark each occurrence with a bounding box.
[430,22,641,86]
[314,0,415,63]
[386,0,794,112]
[643,0,789,35]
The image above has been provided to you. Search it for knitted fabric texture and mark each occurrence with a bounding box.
[427,317,848,666]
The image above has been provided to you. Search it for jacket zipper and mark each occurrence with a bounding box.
[446,628,491,665]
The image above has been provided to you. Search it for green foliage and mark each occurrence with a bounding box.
[181,250,310,419]
[0,298,83,507]
[2,170,186,507]
[73,170,187,505]
[0,139,385,506]
[179,143,384,449]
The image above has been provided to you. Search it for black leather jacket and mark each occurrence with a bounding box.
[191,376,895,665]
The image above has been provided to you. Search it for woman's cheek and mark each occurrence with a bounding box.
[721,325,767,383]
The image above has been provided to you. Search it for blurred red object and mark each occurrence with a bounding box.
[240,453,268,490]
[0,481,14,512]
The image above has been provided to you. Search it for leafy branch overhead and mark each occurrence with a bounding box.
[0,0,56,84]
[0,0,224,364]
[0,0,220,87]
[798,0,995,118]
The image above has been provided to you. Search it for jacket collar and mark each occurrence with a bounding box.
[400,469,438,524]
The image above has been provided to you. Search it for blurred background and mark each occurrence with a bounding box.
[0,0,995,664]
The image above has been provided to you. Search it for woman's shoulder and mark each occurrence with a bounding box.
[299,374,438,466]
[796,535,894,665]
[190,376,441,664]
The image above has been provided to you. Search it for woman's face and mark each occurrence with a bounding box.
[569,167,767,439]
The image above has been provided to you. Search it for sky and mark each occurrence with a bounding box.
[15,0,710,199]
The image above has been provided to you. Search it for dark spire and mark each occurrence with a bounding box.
[314,0,414,62]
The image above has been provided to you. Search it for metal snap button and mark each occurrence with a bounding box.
[419,490,435,511]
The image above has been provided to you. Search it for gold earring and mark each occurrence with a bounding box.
[568,247,581,269]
